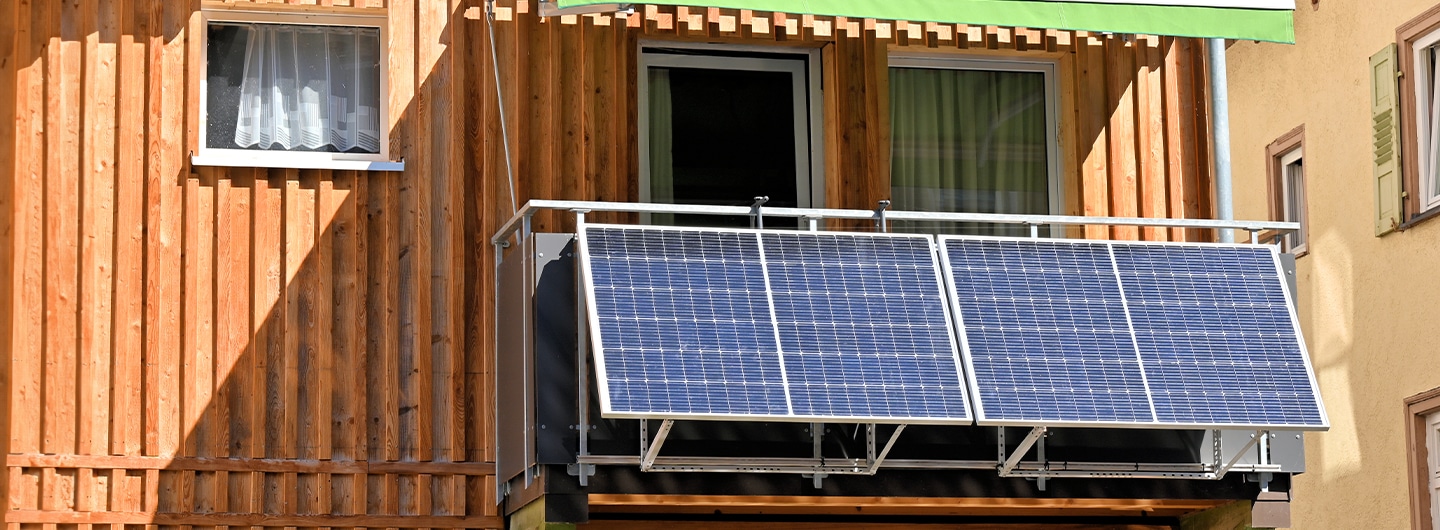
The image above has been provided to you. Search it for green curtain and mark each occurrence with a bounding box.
[889,67,1049,235]
[648,68,675,224]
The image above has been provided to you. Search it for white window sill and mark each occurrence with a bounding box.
[190,154,405,172]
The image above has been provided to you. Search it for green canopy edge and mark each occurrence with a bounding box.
[555,0,1295,44]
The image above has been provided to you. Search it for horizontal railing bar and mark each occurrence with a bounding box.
[492,199,1300,245]
[576,454,1259,475]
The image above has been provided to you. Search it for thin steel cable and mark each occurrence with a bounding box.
[486,0,519,216]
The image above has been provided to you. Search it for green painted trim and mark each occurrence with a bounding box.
[556,0,1295,43]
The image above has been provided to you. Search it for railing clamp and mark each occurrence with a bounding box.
[751,196,770,229]
[875,200,891,232]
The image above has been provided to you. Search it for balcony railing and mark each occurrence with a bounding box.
[490,200,1304,488]
[492,199,1300,247]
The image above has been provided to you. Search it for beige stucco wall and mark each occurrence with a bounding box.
[1227,1,1440,528]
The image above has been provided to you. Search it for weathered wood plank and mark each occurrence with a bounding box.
[329,171,360,461]
[365,171,399,464]
[154,0,186,457]
[314,173,337,463]
[11,0,46,459]
[44,0,81,458]
[180,168,217,458]
[1136,36,1168,241]
[0,0,19,511]
[1105,37,1140,241]
[215,171,251,458]
[79,0,118,460]
[284,169,314,461]
[1076,34,1111,239]
[253,170,283,461]
[111,0,147,458]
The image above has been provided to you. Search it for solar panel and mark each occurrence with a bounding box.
[582,225,972,423]
[584,226,790,417]
[1113,244,1325,428]
[942,238,1154,425]
[762,232,970,421]
[940,236,1327,430]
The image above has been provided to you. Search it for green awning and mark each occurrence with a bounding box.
[558,0,1296,43]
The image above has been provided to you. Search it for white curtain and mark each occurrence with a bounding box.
[233,23,382,153]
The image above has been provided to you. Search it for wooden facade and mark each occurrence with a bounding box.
[0,0,1218,528]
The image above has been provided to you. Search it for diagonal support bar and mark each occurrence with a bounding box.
[866,425,907,474]
[1215,430,1265,479]
[999,427,1047,476]
[640,420,675,471]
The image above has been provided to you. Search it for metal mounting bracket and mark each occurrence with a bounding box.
[1215,430,1265,479]
[867,425,906,474]
[640,419,675,471]
[999,426,1048,475]
[750,196,769,229]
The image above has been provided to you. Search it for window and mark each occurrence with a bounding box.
[1412,26,1440,213]
[888,56,1061,235]
[193,10,400,171]
[638,44,822,226]
[1266,126,1307,254]
[1407,388,1440,530]
[1382,5,1440,227]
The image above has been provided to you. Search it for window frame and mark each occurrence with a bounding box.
[636,42,825,221]
[1407,387,1440,530]
[886,54,1065,224]
[1397,5,1440,223]
[192,9,401,172]
[1265,125,1307,256]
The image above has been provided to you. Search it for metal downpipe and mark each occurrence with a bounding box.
[1208,38,1235,243]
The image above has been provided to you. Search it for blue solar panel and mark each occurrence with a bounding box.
[943,238,1154,425]
[762,233,970,421]
[585,226,790,417]
[1113,244,1325,428]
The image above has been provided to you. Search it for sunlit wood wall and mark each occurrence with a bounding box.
[0,1,1216,529]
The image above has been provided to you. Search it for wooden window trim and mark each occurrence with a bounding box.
[1406,387,1440,530]
[1264,125,1307,256]
[1398,5,1440,226]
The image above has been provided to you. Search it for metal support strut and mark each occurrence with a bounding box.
[640,420,675,471]
[571,210,595,486]
[1215,430,1265,479]
[999,427,1048,475]
[866,425,907,474]
[875,200,891,232]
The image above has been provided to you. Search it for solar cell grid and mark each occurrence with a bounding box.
[762,232,970,421]
[586,227,790,417]
[1114,244,1325,428]
[582,224,1324,430]
[942,238,1154,424]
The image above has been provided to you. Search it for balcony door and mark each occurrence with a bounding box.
[640,45,822,226]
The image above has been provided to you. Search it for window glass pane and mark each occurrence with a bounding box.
[890,66,1049,235]
[1285,159,1305,249]
[645,59,805,227]
[206,22,382,154]
[1428,45,1440,205]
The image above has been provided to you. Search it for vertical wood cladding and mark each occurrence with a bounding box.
[0,1,1215,528]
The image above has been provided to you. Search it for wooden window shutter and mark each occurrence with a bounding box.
[1372,43,1404,235]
